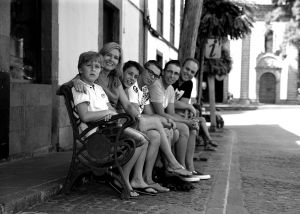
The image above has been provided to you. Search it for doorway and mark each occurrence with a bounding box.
[259,72,276,103]
[103,1,120,44]
[202,72,224,103]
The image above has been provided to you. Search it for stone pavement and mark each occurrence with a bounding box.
[0,128,244,214]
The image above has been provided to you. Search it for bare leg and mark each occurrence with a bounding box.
[122,127,153,191]
[143,130,160,183]
[185,129,197,171]
[131,138,150,188]
[174,122,189,168]
[198,117,212,140]
[198,117,218,148]
[122,144,145,191]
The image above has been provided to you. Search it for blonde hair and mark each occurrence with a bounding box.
[99,42,123,78]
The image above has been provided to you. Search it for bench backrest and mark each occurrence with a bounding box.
[57,83,82,140]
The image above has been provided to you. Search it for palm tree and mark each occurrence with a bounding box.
[196,0,254,131]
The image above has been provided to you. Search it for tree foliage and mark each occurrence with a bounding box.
[198,0,253,76]
[198,0,255,41]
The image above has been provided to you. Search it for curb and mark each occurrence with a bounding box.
[204,129,249,214]
[204,129,233,214]
[0,178,64,214]
[225,131,249,214]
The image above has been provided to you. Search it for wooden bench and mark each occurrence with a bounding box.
[57,83,136,199]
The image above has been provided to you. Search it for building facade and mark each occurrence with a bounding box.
[0,0,184,159]
[226,4,299,104]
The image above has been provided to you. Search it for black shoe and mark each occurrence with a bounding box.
[208,140,218,147]
[204,144,216,151]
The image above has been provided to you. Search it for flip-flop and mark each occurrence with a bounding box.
[148,182,170,193]
[107,180,139,198]
[132,187,157,196]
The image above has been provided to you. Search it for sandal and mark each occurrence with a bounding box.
[132,187,157,196]
[166,165,192,177]
[147,182,170,193]
[107,179,139,198]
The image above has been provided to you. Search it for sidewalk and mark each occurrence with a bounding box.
[0,128,243,214]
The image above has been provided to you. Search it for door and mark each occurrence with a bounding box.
[103,1,120,44]
[259,72,276,104]
[0,72,10,159]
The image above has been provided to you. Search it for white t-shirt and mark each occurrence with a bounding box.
[127,82,150,113]
[72,82,109,111]
[72,81,110,135]
[149,78,175,109]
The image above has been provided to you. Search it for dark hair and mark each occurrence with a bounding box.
[144,60,162,74]
[77,51,100,69]
[123,60,144,74]
[182,58,200,70]
[164,60,181,71]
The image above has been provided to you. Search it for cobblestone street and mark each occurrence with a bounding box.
[18,136,223,214]
[224,106,300,214]
[15,105,300,214]
[237,125,300,214]
[19,130,229,214]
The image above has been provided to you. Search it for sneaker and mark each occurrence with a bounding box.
[191,170,211,180]
[178,174,201,182]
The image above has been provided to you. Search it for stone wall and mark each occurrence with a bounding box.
[9,83,52,157]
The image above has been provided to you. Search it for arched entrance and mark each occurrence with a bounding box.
[259,72,276,103]
[255,53,282,104]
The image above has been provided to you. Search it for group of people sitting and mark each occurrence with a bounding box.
[70,42,218,198]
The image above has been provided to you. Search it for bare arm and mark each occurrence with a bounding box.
[143,104,154,115]
[76,102,116,123]
[118,85,140,118]
[174,98,197,116]
[151,101,188,125]
[72,75,88,94]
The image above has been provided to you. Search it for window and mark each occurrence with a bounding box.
[157,0,163,35]
[10,0,41,82]
[156,51,163,69]
[264,29,273,53]
[170,0,175,45]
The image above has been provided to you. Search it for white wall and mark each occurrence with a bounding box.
[248,21,266,100]
[228,39,242,99]
[57,0,182,84]
[146,0,180,66]
[122,0,141,63]
[58,0,99,85]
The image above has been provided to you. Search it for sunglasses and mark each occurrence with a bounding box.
[146,68,160,80]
